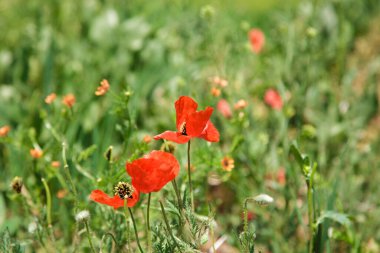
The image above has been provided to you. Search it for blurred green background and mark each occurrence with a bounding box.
[1,0,380,252]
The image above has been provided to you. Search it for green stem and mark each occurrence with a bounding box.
[84,221,96,253]
[100,232,118,252]
[41,178,52,227]
[146,193,152,253]
[125,200,144,253]
[171,179,183,211]
[159,200,182,253]
[243,200,249,235]
[41,178,55,242]
[187,140,194,211]
[307,181,314,253]
[62,142,78,199]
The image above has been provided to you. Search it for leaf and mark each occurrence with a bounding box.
[77,145,97,162]
[290,142,304,168]
[316,211,352,228]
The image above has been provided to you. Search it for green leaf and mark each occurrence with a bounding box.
[290,142,304,168]
[316,211,352,228]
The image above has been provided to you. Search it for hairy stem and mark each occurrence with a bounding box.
[187,140,194,211]
[124,200,144,253]
[159,200,182,253]
[84,221,96,253]
[146,193,152,253]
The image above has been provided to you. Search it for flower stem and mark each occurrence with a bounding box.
[146,193,152,253]
[41,178,55,242]
[243,199,249,235]
[100,232,118,252]
[171,179,183,211]
[62,142,78,208]
[307,180,314,253]
[187,140,194,211]
[84,221,96,253]
[159,200,182,253]
[125,200,144,253]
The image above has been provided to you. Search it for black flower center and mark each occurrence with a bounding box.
[180,122,187,135]
[113,182,133,199]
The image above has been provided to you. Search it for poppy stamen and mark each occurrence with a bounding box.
[113,182,134,199]
[180,122,187,135]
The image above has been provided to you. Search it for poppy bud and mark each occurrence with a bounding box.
[160,142,176,154]
[104,146,113,162]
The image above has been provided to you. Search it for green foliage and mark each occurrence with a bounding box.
[0,0,380,252]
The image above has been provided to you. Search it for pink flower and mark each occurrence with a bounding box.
[264,89,283,110]
[249,29,265,54]
[217,99,232,119]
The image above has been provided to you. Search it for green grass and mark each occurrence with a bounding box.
[1,0,380,252]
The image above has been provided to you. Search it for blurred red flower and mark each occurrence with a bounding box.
[0,125,11,137]
[90,182,139,209]
[154,96,220,144]
[264,89,283,110]
[217,99,232,119]
[30,148,43,159]
[62,94,76,108]
[126,151,180,193]
[249,29,265,54]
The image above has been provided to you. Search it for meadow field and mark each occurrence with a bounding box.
[1,0,380,252]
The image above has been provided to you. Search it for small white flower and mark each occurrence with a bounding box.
[28,222,38,234]
[253,194,274,206]
[75,210,90,222]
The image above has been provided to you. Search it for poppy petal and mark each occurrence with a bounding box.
[200,121,220,142]
[90,189,139,209]
[175,96,198,131]
[154,131,191,144]
[126,151,180,193]
[186,107,213,137]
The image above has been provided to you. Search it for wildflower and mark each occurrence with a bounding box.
[90,182,139,209]
[95,79,110,96]
[264,89,283,110]
[44,93,57,104]
[126,151,180,193]
[234,99,248,110]
[11,177,23,194]
[75,210,90,222]
[143,135,152,143]
[154,96,220,144]
[211,87,221,97]
[217,99,232,119]
[28,222,38,234]
[212,76,228,87]
[51,161,60,168]
[62,93,76,108]
[221,156,234,172]
[277,167,286,186]
[0,125,11,137]
[248,28,265,54]
[57,189,68,199]
[30,148,43,159]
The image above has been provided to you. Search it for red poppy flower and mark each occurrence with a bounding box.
[248,29,265,54]
[264,89,283,110]
[126,151,180,193]
[90,182,139,209]
[217,99,232,119]
[154,96,220,144]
